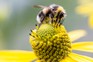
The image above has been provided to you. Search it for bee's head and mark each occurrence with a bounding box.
[49,4,66,14]
[49,4,58,13]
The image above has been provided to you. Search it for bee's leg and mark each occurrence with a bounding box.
[38,23,42,27]
[51,17,54,24]
[50,13,54,23]
[58,12,64,23]
[58,18,61,23]
[38,11,45,24]
[55,13,59,23]
[41,17,45,23]
[39,16,45,27]
[38,17,45,27]
[58,17,65,24]
[56,11,61,23]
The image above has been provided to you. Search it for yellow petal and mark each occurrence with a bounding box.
[68,30,86,42]
[89,14,93,29]
[60,56,77,62]
[78,0,93,5]
[76,3,93,15]
[72,42,93,52]
[0,50,37,62]
[69,53,93,62]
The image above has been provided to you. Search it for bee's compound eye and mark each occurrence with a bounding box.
[52,8,56,11]
[52,8,55,11]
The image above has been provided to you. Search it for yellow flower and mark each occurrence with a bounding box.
[0,23,93,62]
[0,50,37,62]
[76,0,93,29]
[0,2,11,21]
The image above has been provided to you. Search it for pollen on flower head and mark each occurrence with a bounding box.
[37,24,56,41]
[30,23,71,62]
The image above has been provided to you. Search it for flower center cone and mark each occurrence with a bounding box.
[30,23,71,62]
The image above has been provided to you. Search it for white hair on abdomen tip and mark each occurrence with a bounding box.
[36,15,41,23]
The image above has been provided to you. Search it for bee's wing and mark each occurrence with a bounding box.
[33,5,47,8]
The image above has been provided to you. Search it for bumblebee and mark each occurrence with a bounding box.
[34,4,66,25]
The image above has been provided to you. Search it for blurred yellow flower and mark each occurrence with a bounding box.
[0,23,93,62]
[0,2,11,21]
[76,0,93,29]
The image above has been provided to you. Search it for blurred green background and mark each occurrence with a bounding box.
[0,0,93,56]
